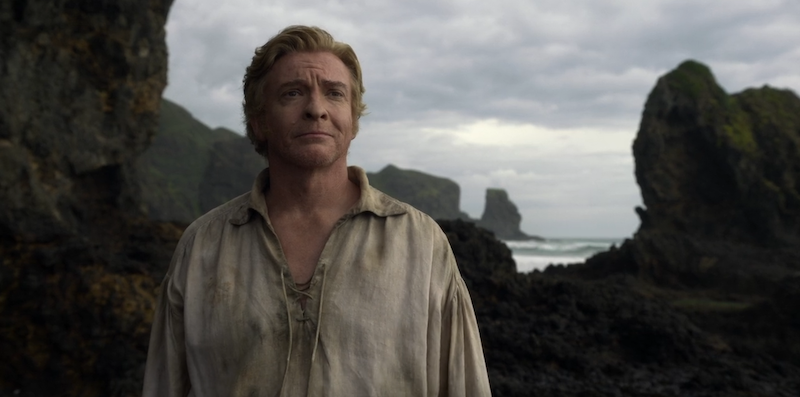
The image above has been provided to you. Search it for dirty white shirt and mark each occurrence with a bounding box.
[143,166,491,397]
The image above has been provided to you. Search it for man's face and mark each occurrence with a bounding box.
[254,51,355,169]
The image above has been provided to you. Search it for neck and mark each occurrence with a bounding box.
[265,160,359,215]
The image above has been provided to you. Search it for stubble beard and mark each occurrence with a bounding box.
[267,138,350,170]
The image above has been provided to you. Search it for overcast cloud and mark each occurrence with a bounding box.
[162,0,800,238]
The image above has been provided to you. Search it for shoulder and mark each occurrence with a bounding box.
[176,191,252,250]
[368,185,447,235]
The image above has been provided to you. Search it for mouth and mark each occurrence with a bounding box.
[296,131,331,139]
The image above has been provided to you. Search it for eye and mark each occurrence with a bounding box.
[328,90,345,98]
[283,89,301,98]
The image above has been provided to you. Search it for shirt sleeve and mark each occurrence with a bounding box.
[435,231,492,396]
[142,239,191,397]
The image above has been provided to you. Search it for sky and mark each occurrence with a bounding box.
[162,0,800,238]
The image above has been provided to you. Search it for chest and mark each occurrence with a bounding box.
[271,214,339,286]
[182,236,439,368]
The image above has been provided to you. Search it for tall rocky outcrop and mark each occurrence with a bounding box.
[0,0,171,240]
[0,1,175,395]
[477,188,540,240]
[451,60,800,396]
[550,60,800,384]
[634,60,800,247]
[577,60,800,291]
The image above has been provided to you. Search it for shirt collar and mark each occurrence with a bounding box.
[229,166,407,226]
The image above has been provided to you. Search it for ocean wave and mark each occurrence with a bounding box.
[505,238,623,272]
[514,254,586,273]
[504,238,621,255]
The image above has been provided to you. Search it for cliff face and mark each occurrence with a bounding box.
[367,164,468,220]
[633,60,800,246]
[198,137,266,214]
[145,103,541,236]
[548,61,800,388]
[563,61,800,290]
[440,62,800,392]
[618,61,800,290]
[0,1,175,395]
[0,0,171,241]
[477,188,540,240]
[136,98,260,224]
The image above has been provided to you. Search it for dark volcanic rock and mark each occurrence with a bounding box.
[3,9,798,396]
[0,1,175,396]
[367,164,469,220]
[540,60,800,395]
[440,219,800,397]
[571,61,800,292]
[478,188,541,240]
[0,0,171,242]
[633,60,800,247]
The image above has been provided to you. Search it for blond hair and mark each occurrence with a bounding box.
[242,25,367,156]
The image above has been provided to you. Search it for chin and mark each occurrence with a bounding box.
[287,152,345,169]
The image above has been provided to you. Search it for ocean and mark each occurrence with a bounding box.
[504,238,624,273]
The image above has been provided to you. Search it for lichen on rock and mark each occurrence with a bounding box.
[0,0,175,395]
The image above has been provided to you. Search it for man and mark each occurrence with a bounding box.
[143,25,491,396]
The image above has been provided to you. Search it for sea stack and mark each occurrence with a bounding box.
[582,60,800,291]
[478,188,540,240]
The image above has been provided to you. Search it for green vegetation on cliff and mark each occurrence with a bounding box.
[136,99,242,224]
[367,164,468,220]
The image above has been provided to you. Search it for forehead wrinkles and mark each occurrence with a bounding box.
[268,52,351,90]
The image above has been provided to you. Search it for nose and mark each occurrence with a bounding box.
[303,91,328,121]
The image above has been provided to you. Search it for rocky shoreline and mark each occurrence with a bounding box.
[1,1,799,396]
[443,219,800,396]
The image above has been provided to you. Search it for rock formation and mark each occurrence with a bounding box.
[136,98,256,224]
[0,0,170,240]
[634,60,800,247]
[0,1,176,395]
[440,219,800,396]
[367,164,469,220]
[542,60,800,394]
[477,188,540,240]
[573,60,800,292]
[144,107,542,237]
[4,6,796,393]
[198,136,266,214]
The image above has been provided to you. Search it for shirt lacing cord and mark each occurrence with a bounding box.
[279,264,328,366]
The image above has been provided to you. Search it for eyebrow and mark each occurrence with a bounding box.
[276,79,349,92]
[322,80,348,91]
